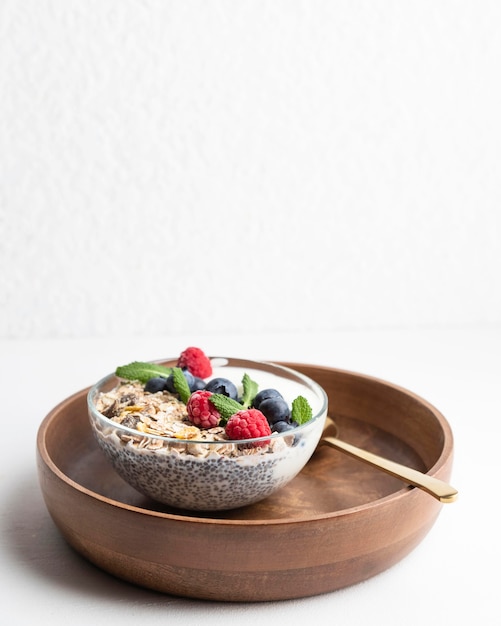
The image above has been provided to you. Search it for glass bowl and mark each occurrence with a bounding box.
[87,357,328,511]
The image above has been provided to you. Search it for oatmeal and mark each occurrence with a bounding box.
[94,380,287,458]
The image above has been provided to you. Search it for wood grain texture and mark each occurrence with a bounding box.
[36,363,454,601]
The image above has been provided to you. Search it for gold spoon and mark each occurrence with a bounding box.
[320,417,458,503]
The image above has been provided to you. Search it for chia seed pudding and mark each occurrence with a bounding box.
[88,356,328,511]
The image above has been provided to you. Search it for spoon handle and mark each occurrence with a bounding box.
[321,435,458,503]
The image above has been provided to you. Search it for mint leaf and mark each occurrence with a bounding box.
[291,395,313,425]
[240,373,258,409]
[172,367,191,404]
[209,394,243,422]
[115,361,173,383]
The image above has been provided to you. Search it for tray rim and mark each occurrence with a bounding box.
[37,362,454,527]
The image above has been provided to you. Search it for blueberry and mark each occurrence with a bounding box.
[204,377,239,400]
[259,397,291,424]
[252,388,283,410]
[144,377,168,393]
[190,377,206,392]
[271,420,296,433]
[165,369,195,393]
[164,375,177,393]
[180,368,207,391]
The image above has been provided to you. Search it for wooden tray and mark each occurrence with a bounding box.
[36,363,455,602]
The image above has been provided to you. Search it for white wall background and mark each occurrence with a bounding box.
[1,0,500,339]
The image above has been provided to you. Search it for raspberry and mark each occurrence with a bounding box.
[186,390,221,428]
[177,347,212,379]
[225,409,272,447]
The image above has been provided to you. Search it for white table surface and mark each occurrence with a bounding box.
[1,328,498,625]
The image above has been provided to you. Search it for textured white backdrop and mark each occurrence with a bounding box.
[1,0,500,339]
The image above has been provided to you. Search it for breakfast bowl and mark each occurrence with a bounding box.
[87,357,329,511]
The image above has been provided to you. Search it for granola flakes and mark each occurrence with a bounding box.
[94,381,280,458]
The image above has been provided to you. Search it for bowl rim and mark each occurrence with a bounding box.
[87,357,329,446]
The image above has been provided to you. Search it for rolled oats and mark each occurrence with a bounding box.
[94,381,276,458]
